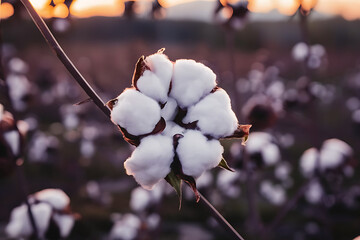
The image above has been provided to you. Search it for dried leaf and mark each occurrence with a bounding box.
[218,157,235,172]
[132,56,149,89]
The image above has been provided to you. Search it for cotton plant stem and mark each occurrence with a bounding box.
[243,149,262,236]
[16,165,40,239]
[198,191,245,240]
[262,178,313,239]
[19,0,110,118]
[20,1,246,239]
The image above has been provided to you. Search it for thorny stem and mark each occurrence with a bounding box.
[19,0,111,118]
[20,1,246,239]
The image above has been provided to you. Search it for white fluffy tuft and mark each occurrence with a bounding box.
[34,188,70,210]
[4,130,20,156]
[170,59,216,108]
[137,71,169,104]
[161,121,185,138]
[145,53,173,89]
[110,89,161,136]
[53,214,75,238]
[6,203,52,239]
[177,130,223,178]
[299,148,318,177]
[183,88,238,138]
[124,135,174,189]
[161,97,178,121]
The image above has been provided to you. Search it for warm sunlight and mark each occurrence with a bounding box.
[53,3,69,18]
[0,2,14,19]
[70,0,125,18]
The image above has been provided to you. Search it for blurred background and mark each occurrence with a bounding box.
[1,0,360,239]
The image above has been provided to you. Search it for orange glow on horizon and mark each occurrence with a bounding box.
[0,2,15,19]
[5,0,360,21]
[70,0,125,18]
[275,0,300,15]
[248,0,275,13]
[53,3,69,18]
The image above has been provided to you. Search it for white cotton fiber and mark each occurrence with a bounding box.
[162,121,185,138]
[53,214,75,238]
[130,187,152,212]
[4,130,20,156]
[6,203,52,239]
[109,213,141,240]
[170,59,217,108]
[34,189,70,210]
[260,181,286,206]
[321,138,353,157]
[262,143,280,165]
[183,88,238,138]
[145,52,173,91]
[245,132,272,154]
[161,98,178,121]
[299,148,318,177]
[137,71,168,104]
[217,170,241,198]
[292,42,309,62]
[110,89,161,136]
[305,180,323,204]
[177,130,223,178]
[124,134,174,189]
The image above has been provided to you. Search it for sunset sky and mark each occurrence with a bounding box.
[1,0,360,20]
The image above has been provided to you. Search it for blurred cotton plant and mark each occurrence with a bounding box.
[106,49,250,203]
[6,188,78,239]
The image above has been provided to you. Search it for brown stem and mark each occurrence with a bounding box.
[198,191,245,240]
[19,0,110,118]
[19,1,246,239]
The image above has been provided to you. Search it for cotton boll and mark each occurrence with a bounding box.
[109,214,141,240]
[217,171,241,198]
[170,59,217,108]
[161,98,178,121]
[146,213,161,230]
[177,130,223,178]
[6,203,52,239]
[262,143,280,165]
[260,181,286,206]
[319,139,352,171]
[145,52,173,91]
[52,214,75,238]
[3,130,20,156]
[130,187,152,212]
[299,148,319,177]
[162,121,185,137]
[110,89,161,136]
[183,89,238,138]
[137,71,168,104]
[292,42,309,62]
[321,139,353,157]
[305,180,323,204]
[275,162,292,181]
[245,132,273,155]
[8,58,29,74]
[124,134,174,189]
[34,189,70,210]
[6,74,31,111]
